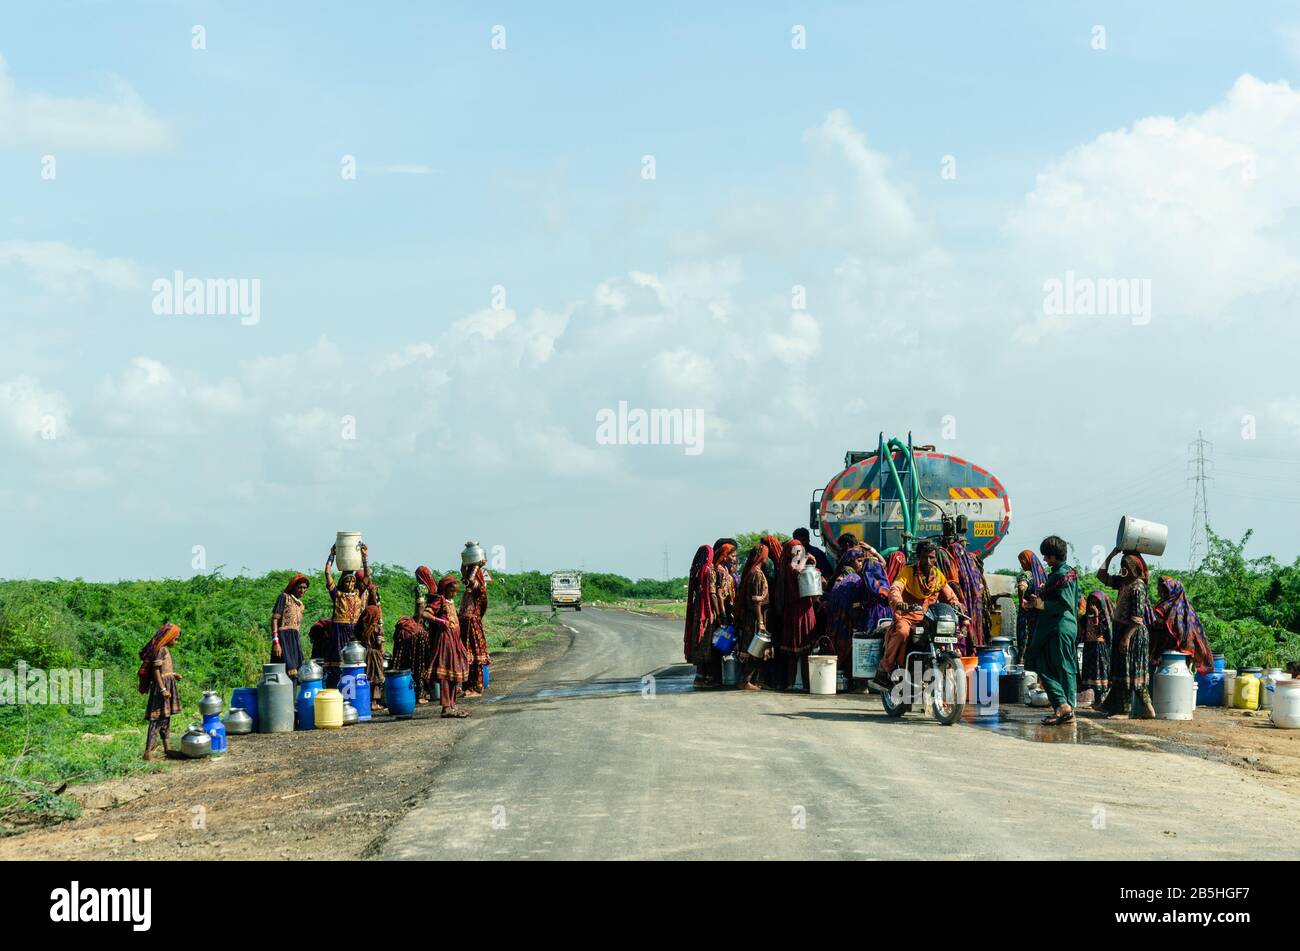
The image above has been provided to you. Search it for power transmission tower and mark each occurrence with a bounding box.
[1187,431,1213,570]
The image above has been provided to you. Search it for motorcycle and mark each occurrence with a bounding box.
[877,601,966,726]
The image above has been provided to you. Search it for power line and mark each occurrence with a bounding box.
[1188,431,1213,570]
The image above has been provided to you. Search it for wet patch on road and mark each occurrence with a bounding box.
[485,665,697,705]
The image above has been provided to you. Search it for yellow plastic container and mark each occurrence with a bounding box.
[1232,673,1261,711]
[314,688,344,729]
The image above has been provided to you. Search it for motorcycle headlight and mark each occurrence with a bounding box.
[935,619,957,635]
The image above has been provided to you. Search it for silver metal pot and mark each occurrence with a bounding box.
[745,629,772,659]
[720,654,740,687]
[461,540,486,566]
[797,564,823,598]
[342,702,359,725]
[341,640,367,667]
[222,707,254,735]
[198,690,223,717]
[297,659,325,684]
[180,724,212,758]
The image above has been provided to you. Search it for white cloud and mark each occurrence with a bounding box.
[1008,75,1300,333]
[0,54,170,150]
[0,240,143,294]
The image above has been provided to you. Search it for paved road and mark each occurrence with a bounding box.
[380,607,1297,860]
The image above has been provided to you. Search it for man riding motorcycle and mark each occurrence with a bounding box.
[873,540,966,689]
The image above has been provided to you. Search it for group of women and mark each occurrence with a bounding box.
[683,529,988,692]
[1015,544,1215,724]
[139,543,495,757]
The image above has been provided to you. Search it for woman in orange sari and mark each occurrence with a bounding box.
[426,575,471,717]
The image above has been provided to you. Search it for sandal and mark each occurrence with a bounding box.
[1041,712,1075,726]
[441,708,470,718]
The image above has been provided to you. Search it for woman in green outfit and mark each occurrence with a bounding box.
[1022,535,1079,726]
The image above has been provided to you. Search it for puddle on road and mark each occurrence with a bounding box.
[961,713,1141,749]
[485,665,696,705]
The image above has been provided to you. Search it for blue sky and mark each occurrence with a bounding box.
[3,2,1300,581]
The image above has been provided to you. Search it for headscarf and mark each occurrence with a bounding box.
[415,565,438,596]
[1085,590,1114,643]
[439,574,460,597]
[283,573,310,595]
[1018,550,1048,594]
[885,549,906,583]
[742,542,769,577]
[684,544,714,661]
[1154,577,1214,673]
[1120,552,1149,583]
[137,622,180,693]
[835,546,866,579]
[716,542,736,564]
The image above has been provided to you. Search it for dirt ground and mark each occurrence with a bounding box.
[0,632,571,861]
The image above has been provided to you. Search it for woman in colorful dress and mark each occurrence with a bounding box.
[357,604,385,712]
[1016,549,1048,665]
[1022,536,1079,725]
[826,546,868,673]
[779,538,820,691]
[270,573,309,682]
[1080,591,1113,710]
[324,545,369,688]
[459,559,491,697]
[712,542,738,630]
[945,537,986,652]
[393,566,437,703]
[139,622,183,761]
[424,575,471,717]
[1151,576,1214,674]
[736,541,771,691]
[684,544,716,688]
[1097,550,1156,719]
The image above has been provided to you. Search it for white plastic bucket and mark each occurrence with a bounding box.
[808,655,837,695]
[1271,681,1300,729]
[1116,516,1168,556]
[335,531,363,571]
[851,633,883,679]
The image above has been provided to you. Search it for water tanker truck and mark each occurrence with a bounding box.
[811,432,1012,563]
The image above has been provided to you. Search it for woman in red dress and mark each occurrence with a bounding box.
[779,539,819,691]
[427,575,471,717]
[459,560,491,697]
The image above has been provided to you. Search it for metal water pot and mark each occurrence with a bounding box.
[180,724,213,758]
[461,540,486,566]
[342,702,359,725]
[198,690,223,717]
[720,655,740,687]
[341,640,367,667]
[298,659,325,684]
[222,707,254,735]
[745,629,772,659]
[797,564,823,598]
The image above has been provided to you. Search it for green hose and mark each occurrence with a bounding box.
[881,437,918,538]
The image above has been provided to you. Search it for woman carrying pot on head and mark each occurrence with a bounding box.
[324,544,370,689]
[424,574,471,717]
[736,541,771,691]
[459,555,491,698]
[1021,535,1079,726]
[1096,549,1156,719]
[139,622,183,761]
[271,573,309,682]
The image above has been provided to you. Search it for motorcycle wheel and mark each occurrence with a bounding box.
[880,674,912,718]
[930,654,965,726]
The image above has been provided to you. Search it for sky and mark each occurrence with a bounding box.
[3,1,1300,582]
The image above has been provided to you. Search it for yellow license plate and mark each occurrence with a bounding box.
[973,521,994,537]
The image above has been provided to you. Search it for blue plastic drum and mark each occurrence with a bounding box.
[339,665,372,721]
[385,669,416,718]
[296,679,323,730]
[230,687,259,733]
